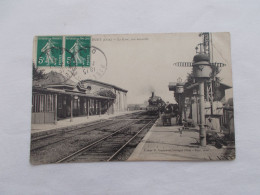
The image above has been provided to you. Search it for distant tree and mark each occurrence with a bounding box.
[186,72,195,85]
[97,89,116,99]
[33,65,46,81]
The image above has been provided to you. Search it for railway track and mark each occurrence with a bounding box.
[56,118,156,163]
[31,119,108,142]
[31,111,145,142]
[30,111,157,164]
[30,120,130,151]
[31,111,147,151]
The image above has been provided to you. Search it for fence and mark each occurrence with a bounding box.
[31,94,55,124]
[220,107,234,139]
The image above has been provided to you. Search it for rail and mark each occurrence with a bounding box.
[55,120,139,163]
[107,119,154,161]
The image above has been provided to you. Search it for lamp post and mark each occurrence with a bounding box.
[172,32,226,146]
[193,89,199,124]
[192,54,212,147]
[70,95,73,122]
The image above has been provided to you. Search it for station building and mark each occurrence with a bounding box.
[31,71,127,124]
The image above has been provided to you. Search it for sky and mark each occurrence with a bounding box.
[37,33,233,104]
[92,33,233,104]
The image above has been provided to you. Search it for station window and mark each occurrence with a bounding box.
[32,94,54,112]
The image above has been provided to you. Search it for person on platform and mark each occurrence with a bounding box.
[163,102,172,125]
[164,102,172,114]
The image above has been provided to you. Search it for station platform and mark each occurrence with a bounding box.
[31,111,141,137]
[128,119,234,161]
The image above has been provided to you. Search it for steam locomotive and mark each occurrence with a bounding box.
[146,92,180,117]
[146,92,165,115]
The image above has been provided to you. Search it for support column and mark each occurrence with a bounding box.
[43,94,46,124]
[70,95,73,122]
[99,101,101,116]
[125,94,127,111]
[112,100,115,114]
[94,100,97,115]
[199,81,206,146]
[183,97,187,120]
[54,94,57,125]
[206,82,209,101]
[84,98,87,115]
[107,100,109,115]
[117,92,120,112]
[120,92,123,111]
[196,96,199,124]
[210,81,214,115]
[87,99,89,118]
[178,94,182,124]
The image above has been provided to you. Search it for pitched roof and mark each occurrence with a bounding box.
[33,72,127,96]
[80,79,128,92]
[33,87,115,100]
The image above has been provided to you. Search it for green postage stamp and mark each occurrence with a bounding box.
[65,36,91,67]
[36,36,91,67]
[36,36,63,67]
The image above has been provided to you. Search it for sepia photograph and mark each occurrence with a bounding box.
[3,0,260,194]
[30,32,235,164]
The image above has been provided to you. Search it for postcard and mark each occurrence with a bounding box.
[30,33,235,164]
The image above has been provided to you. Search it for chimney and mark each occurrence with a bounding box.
[152,92,154,98]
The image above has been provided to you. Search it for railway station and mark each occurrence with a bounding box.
[32,71,128,124]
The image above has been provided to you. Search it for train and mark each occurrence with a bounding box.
[146,92,165,115]
[146,92,179,117]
